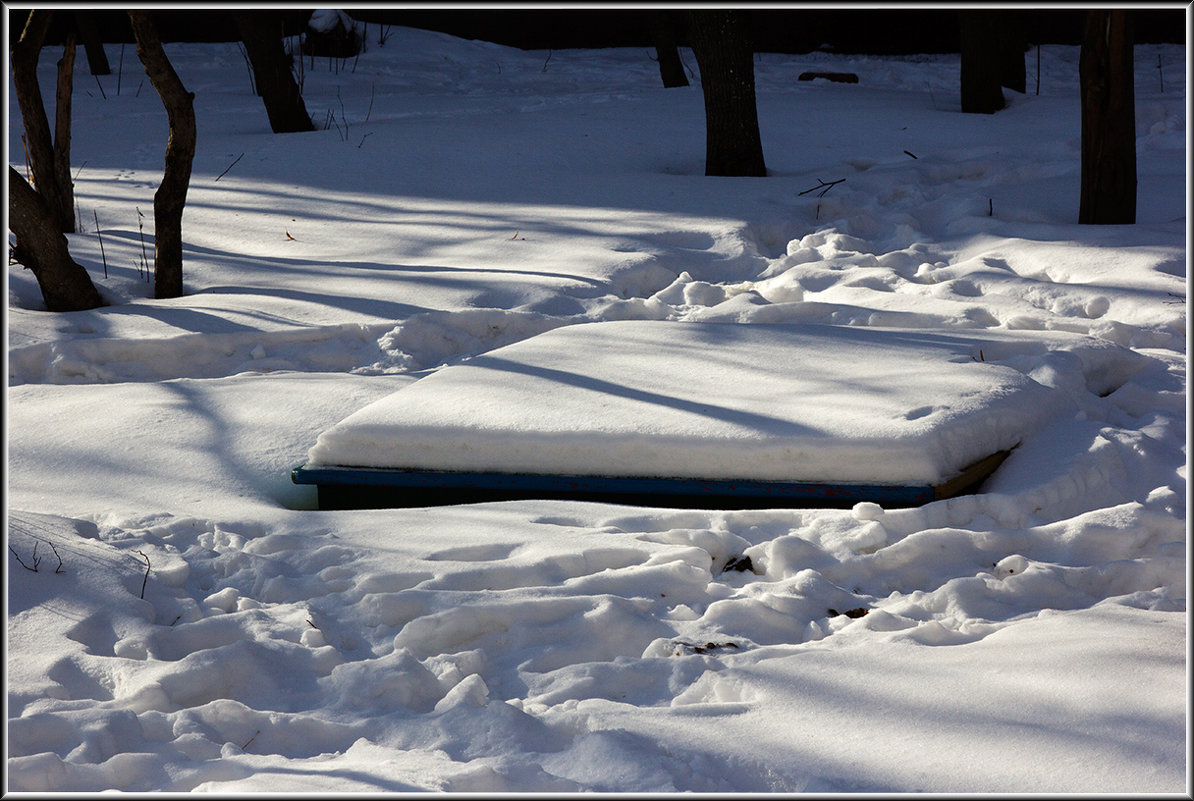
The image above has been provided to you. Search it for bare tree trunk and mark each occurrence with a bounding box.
[54,32,77,232]
[11,10,74,232]
[997,11,1026,94]
[959,11,1005,113]
[8,167,103,311]
[649,10,688,88]
[74,11,112,75]
[232,10,315,133]
[1080,10,1136,225]
[128,10,196,299]
[688,10,766,177]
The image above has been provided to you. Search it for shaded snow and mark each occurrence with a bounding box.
[5,21,1187,794]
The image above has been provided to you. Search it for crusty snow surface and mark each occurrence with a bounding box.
[6,22,1188,793]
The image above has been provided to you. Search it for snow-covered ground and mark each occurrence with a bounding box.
[6,20,1188,793]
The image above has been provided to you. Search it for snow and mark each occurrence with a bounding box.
[6,21,1188,794]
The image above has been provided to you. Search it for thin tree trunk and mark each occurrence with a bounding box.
[688,10,766,177]
[233,10,315,133]
[128,10,196,298]
[1079,10,1136,224]
[959,11,1005,113]
[75,11,112,75]
[54,32,78,233]
[8,167,103,311]
[11,10,74,232]
[649,10,688,88]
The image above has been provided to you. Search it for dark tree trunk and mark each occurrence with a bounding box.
[1080,10,1136,225]
[8,167,103,312]
[54,33,77,232]
[649,10,688,88]
[74,11,112,75]
[11,10,75,233]
[232,11,315,133]
[128,11,196,299]
[996,11,1027,94]
[959,11,1005,113]
[688,10,766,177]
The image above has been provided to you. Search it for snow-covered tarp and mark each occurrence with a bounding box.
[306,320,1139,486]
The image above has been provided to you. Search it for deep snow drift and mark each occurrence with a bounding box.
[6,21,1188,793]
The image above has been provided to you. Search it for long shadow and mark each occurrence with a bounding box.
[467,354,817,437]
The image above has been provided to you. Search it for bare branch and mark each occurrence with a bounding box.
[9,543,39,572]
[798,178,845,197]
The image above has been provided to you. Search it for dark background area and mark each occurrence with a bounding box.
[39,8,1185,52]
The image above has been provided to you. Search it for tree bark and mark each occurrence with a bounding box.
[233,11,315,133]
[1079,10,1136,225]
[11,10,75,232]
[74,11,112,75]
[688,10,766,177]
[649,10,688,88]
[959,11,1005,113]
[8,167,103,311]
[129,10,196,298]
[54,32,78,232]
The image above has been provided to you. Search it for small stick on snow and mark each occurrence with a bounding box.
[215,153,244,182]
[798,178,845,198]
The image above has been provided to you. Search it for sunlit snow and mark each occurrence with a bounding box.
[6,21,1186,794]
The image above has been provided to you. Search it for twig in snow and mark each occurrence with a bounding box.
[94,210,108,277]
[338,88,349,139]
[136,207,150,281]
[800,178,845,221]
[9,542,41,572]
[215,153,244,182]
[134,549,150,599]
[364,82,375,122]
[904,150,918,159]
[50,542,65,573]
[542,49,553,72]
[1157,53,1164,93]
[242,730,260,750]
[798,178,845,197]
[357,132,372,148]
